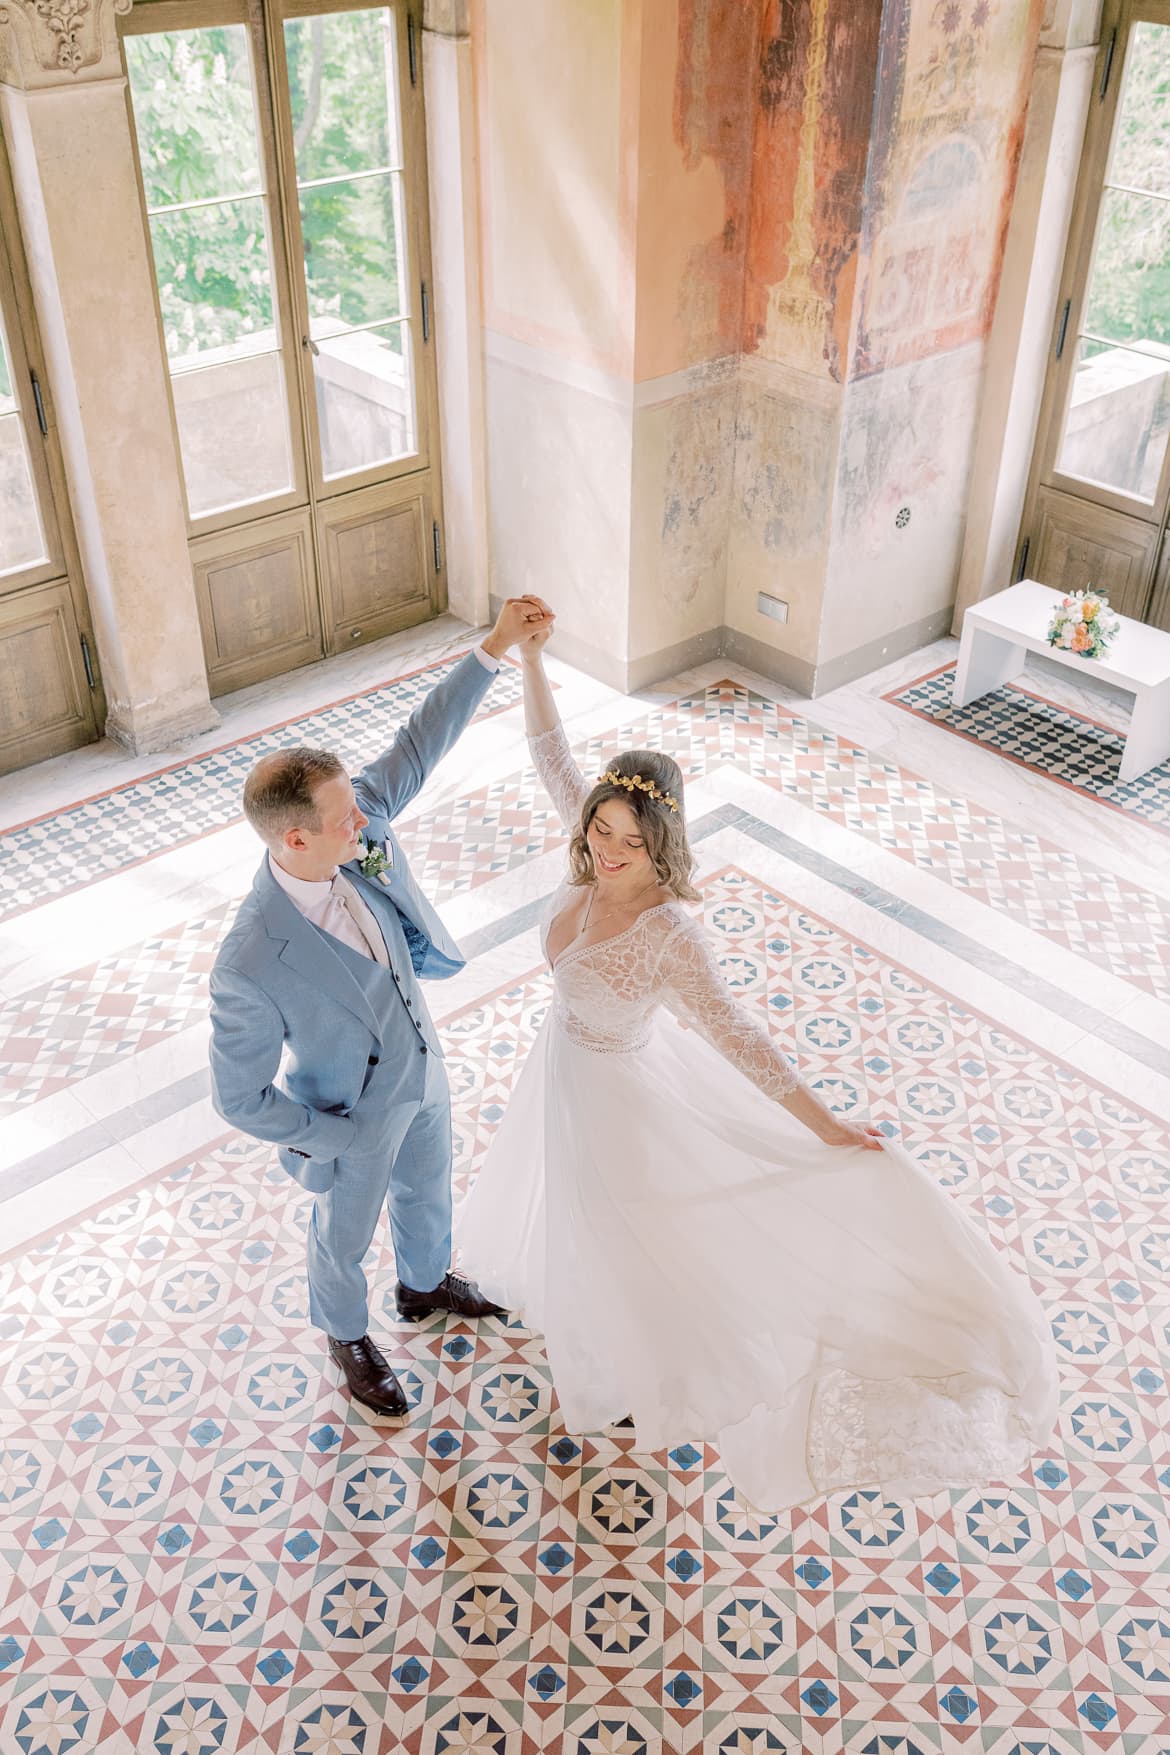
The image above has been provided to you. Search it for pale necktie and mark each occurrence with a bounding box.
[328,873,390,968]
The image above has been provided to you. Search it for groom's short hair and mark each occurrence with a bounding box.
[243,746,345,844]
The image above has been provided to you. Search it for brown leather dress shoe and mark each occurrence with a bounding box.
[327,1334,409,1418]
[395,1271,507,1322]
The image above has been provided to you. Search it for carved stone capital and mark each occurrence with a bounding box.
[0,0,132,90]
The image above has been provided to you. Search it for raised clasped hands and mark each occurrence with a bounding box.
[482,595,556,661]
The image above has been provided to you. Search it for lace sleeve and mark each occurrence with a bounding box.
[658,915,801,1102]
[528,724,591,832]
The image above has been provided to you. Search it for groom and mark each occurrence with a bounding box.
[209,598,553,1419]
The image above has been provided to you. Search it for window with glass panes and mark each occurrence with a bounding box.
[1021,1,1170,629]
[121,0,441,691]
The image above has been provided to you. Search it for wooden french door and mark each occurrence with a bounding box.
[1019,0,1170,630]
[122,0,445,696]
[0,129,104,775]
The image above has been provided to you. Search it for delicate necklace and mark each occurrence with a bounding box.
[580,874,659,940]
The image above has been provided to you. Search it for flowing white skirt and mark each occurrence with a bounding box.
[455,1010,1059,1512]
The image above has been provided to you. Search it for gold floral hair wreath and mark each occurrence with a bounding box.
[596,769,679,813]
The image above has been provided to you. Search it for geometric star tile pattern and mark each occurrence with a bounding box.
[5,686,1170,1121]
[0,653,525,923]
[3,869,1169,1754]
[886,662,1170,832]
[0,906,232,1113]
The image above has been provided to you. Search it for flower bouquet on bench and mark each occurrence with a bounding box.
[1046,588,1121,661]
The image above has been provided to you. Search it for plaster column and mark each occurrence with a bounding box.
[952,0,1103,627]
[0,0,217,752]
[471,0,755,691]
[423,0,490,628]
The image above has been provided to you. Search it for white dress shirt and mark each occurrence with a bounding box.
[268,641,498,957]
[270,858,383,962]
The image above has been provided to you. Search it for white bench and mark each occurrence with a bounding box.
[953,579,1170,785]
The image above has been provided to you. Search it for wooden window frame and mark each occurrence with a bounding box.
[121,0,440,540]
[1031,0,1170,529]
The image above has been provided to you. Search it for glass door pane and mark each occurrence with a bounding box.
[283,6,417,480]
[125,24,297,519]
[1055,21,1170,504]
[0,307,49,578]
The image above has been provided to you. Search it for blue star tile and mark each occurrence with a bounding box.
[801,1681,837,1716]
[667,1549,701,1582]
[665,1671,701,1708]
[257,1651,293,1685]
[122,1643,158,1678]
[1078,1695,1116,1731]
[529,1665,563,1700]
[939,1687,977,1723]
[393,1657,428,1693]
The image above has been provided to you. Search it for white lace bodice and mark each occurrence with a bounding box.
[530,727,799,1101]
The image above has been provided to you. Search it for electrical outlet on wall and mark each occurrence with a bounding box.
[757,592,789,624]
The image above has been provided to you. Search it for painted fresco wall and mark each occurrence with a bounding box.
[472,0,1043,691]
[725,0,1043,684]
[818,0,1043,673]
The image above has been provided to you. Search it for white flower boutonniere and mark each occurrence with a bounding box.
[356,836,393,882]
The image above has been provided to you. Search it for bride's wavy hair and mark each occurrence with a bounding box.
[568,748,700,900]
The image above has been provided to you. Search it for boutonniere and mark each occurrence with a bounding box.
[356,836,393,882]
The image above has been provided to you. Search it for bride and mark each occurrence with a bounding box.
[456,618,1059,1511]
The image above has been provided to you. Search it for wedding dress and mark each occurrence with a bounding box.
[455,725,1059,1511]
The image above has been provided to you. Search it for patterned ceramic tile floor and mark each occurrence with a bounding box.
[885,665,1170,832]
[1,621,1169,1755]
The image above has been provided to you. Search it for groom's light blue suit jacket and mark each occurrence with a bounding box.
[209,652,495,1193]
